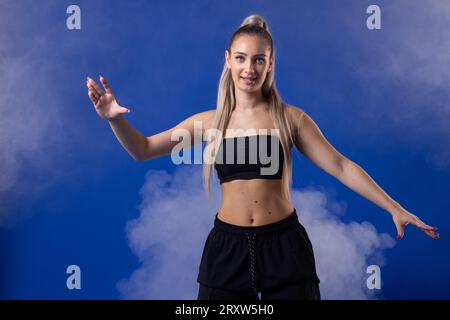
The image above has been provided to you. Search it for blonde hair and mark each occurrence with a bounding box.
[203,14,296,203]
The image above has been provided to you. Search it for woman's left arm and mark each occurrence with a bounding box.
[291,106,439,240]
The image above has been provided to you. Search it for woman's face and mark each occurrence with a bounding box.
[225,34,273,93]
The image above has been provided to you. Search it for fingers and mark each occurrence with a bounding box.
[423,228,440,239]
[395,218,440,240]
[412,217,437,231]
[414,217,440,239]
[394,220,404,239]
[119,106,131,114]
[99,75,114,94]
[91,89,101,101]
[88,90,99,106]
[86,76,105,96]
[87,80,101,104]
[395,220,414,239]
[86,76,105,107]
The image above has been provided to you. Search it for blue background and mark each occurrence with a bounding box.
[0,0,448,299]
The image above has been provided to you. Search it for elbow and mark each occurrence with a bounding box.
[337,157,352,180]
[135,140,151,161]
[134,154,147,161]
[133,151,146,161]
[134,152,153,161]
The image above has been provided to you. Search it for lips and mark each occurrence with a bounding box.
[240,76,258,85]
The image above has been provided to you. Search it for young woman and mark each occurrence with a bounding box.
[86,15,439,300]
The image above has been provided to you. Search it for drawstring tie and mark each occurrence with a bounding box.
[245,232,258,297]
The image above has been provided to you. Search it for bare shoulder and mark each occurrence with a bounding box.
[203,109,216,122]
[285,104,305,117]
[196,108,216,119]
[195,109,216,132]
[176,108,215,132]
[141,108,215,161]
[285,104,306,133]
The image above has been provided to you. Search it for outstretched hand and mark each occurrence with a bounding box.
[391,206,439,240]
[86,75,130,120]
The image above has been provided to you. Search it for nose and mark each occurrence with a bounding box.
[244,60,256,73]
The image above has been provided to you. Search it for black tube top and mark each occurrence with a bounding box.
[214,134,284,184]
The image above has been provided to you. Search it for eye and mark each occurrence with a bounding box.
[256,58,265,64]
[235,56,244,62]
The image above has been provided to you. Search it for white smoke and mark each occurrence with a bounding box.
[0,31,70,226]
[343,0,450,168]
[0,2,124,226]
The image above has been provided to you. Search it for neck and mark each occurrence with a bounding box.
[234,88,266,112]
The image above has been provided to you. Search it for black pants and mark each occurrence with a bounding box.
[197,208,321,300]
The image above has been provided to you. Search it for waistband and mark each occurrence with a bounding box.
[214,208,299,235]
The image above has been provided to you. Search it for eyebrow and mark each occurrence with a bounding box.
[233,52,267,57]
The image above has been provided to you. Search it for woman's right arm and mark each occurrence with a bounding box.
[106,114,148,161]
[86,75,214,161]
[139,109,214,161]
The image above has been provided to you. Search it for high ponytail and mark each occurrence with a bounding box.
[240,14,269,30]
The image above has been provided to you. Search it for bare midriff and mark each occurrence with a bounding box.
[218,178,294,226]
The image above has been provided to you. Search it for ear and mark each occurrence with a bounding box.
[225,50,231,69]
[267,57,274,73]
